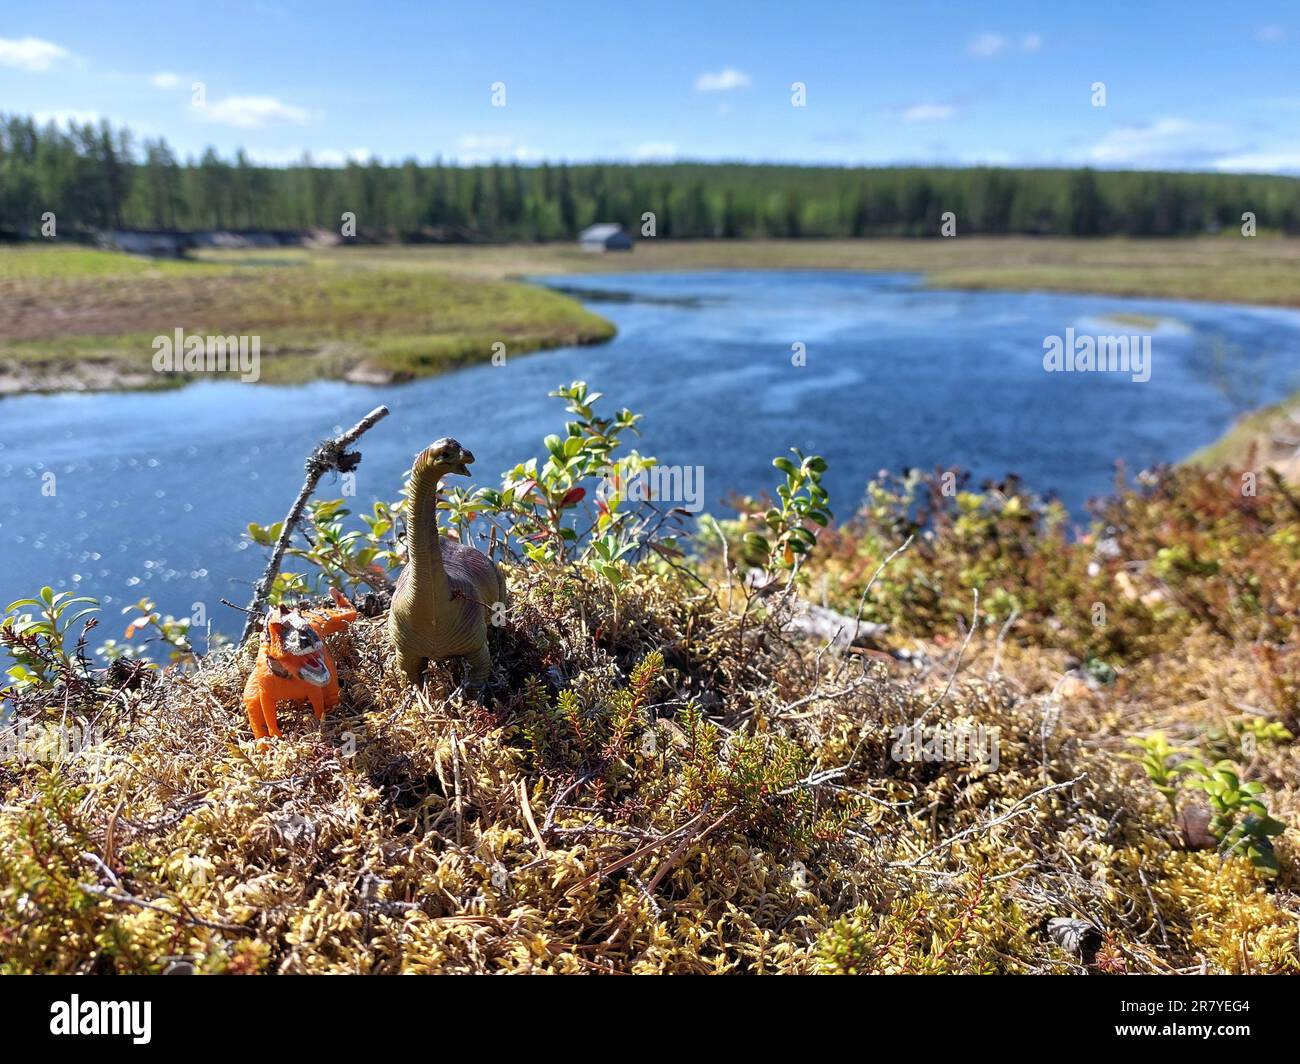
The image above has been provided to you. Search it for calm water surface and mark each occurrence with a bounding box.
[3,270,1299,638]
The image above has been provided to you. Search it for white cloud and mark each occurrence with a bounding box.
[1086,117,1211,166]
[968,31,1040,57]
[631,141,678,160]
[196,95,313,128]
[1257,25,1286,43]
[1213,150,1300,174]
[455,134,540,163]
[458,134,513,151]
[151,71,182,89]
[1081,117,1300,172]
[694,67,751,92]
[901,103,955,122]
[0,35,70,71]
[967,33,1007,58]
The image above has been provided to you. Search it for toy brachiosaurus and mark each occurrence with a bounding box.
[388,437,507,693]
[243,588,356,739]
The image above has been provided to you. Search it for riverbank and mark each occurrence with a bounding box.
[1190,387,1300,478]
[5,235,1300,397]
[246,234,1300,305]
[0,245,615,395]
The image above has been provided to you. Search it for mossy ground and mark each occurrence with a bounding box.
[3,461,1297,974]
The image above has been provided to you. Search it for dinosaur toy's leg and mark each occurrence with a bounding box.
[394,648,426,685]
[245,693,269,740]
[464,642,493,692]
[308,684,326,722]
[259,691,282,738]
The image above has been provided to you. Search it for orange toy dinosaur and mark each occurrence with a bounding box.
[242,588,357,739]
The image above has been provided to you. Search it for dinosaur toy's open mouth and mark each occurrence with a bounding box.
[295,652,331,687]
[451,448,474,476]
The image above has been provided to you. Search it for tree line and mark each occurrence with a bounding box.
[3,113,1300,241]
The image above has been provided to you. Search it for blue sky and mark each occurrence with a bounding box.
[2,0,1298,171]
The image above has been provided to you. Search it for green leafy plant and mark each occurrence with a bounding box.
[1124,731,1190,808]
[1,588,99,693]
[247,498,401,604]
[239,384,688,610]
[740,449,832,573]
[1200,715,1294,762]
[1127,731,1287,874]
[587,532,638,592]
[97,597,224,667]
[1182,759,1286,874]
[1237,718,1293,747]
[476,382,658,565]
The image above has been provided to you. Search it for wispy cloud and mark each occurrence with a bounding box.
[455,133,540,163]
[900,102,955,122]
[196,95,313,128]
[1079,116,1298,173]
[151,71,183,89]
[1256,25,1286,43]
[631,141,678,160]
[1085,117,1224,167]
[0,35,70,71]
[1212,150,1300,174]
[694,67,751,92]
[968,31,1041,58]
[967,33,1007,58]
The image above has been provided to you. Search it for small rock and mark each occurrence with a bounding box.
[1178,802,1217,851]
[1046,917,1101,961]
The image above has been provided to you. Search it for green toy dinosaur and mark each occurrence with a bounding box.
[388,437,508,693]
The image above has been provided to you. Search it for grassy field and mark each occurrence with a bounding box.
[5,235,1300,395]
[246,234,1300,306]
[0,245,614,394]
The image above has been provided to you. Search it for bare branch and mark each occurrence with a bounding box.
[238,404,390,645]
[916,587,980,723]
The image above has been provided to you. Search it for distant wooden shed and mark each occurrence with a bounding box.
[578,223,633,251]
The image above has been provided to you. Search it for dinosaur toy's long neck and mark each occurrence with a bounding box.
[406,462,450,614]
